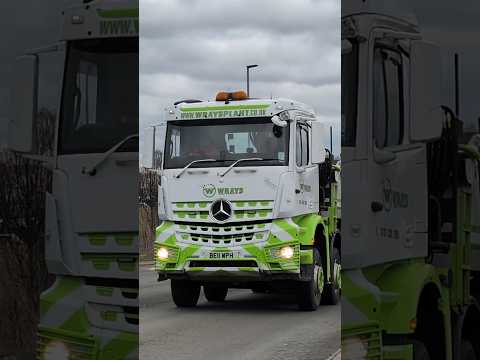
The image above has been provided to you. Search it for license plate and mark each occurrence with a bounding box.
[209,251,240,259]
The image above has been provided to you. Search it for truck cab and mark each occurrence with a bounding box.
[8,0,139,358]
[149,91,341,310]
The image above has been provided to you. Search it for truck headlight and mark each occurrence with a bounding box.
[43,340,71,359]
[157,247,169,260]
[279,246,295,259]
[342,336,368,359]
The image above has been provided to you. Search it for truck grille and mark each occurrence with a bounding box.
[172,200,274,223]
[175,221,271,245]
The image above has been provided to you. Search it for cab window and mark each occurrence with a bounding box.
[296,123,309,167]
[373,47,404,149]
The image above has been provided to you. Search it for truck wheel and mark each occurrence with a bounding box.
[461,340,477,360]
[412,340,430,360]
[321,248,341,305]
[171,280,200,307]
[297,248,323,311]
[203,286,228,302]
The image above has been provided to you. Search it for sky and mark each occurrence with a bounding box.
[0,0,63,148]
[412,0,480,132]
[139,0,341,155]
[0,1,478,151]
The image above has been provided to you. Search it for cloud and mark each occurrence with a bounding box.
[139,0,341,153]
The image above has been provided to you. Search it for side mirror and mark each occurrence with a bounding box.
[141,124,166,169]
[410,40,443,142]
[8,55,38,153]
[311,121,327,164]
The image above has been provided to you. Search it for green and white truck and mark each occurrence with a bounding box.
[8,0,139,358]
[146,91,341,310]
[342,0,480,358]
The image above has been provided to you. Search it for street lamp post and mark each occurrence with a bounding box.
[246,64,258,97]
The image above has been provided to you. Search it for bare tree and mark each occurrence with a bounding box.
[0,107,55,356]
[139,168,159,259]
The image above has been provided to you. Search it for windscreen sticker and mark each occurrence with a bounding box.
[180,105,270,120]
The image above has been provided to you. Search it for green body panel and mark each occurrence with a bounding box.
[343,262,446,330]
[37,276,138,359]
[367,261,442,334]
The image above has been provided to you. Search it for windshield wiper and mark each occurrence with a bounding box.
[176,159,218,178]
[220,158,263,177]
[84,134,138,176]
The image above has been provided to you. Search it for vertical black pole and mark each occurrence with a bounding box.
[455,53,460,118]
[330,126,333,154]
[152,126,156,168]
[247,68,250,97]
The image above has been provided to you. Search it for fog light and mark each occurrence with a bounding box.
[279,246,294,259]
[44,340,70,359]
[157,247,169,260]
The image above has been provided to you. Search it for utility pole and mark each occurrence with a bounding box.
[246,64,258,97]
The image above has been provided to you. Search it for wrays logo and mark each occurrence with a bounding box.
[202,184,216,198]
[382,178,408,212]
[202,184,244,198]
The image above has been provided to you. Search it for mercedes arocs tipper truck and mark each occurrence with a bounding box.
[8,0,139,358]
[341,1,480,359]
[147,90,341,310]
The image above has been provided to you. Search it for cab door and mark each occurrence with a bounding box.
[294,119,319,215]
[363,40,429,266]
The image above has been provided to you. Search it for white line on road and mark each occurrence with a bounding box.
[326,349,341,360]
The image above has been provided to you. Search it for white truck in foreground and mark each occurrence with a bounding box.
[145,90,341,310]
[8,0,139,358]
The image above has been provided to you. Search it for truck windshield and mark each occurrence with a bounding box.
[341,39,358,147]
[164,118,289,169]
[59,38,138,154]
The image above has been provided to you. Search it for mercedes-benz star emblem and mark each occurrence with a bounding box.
[210,200,233,222]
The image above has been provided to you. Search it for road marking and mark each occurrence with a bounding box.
[325,349,341,360]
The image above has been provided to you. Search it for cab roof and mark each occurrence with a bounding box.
[342,0,418,27]
[62,0,138,40]
[165,98,316,121]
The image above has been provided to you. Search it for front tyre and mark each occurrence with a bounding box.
[204,286,228,302]
[297,248,323,311]
[171,280,200,307]
[321,247,341,305]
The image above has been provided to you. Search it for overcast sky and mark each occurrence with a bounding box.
[139,0,341,154]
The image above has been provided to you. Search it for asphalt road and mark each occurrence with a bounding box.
[140,265,340,360]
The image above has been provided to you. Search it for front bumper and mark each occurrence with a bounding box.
[155,240,311,281]
[159,267,312,282]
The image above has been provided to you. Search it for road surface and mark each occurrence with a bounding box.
[140,264,340,360]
